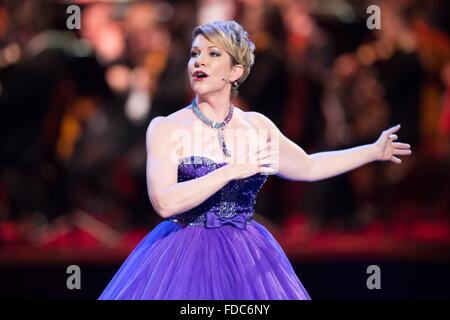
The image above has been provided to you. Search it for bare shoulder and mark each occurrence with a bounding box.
[145,116,178,146]
[146,105,192,137]
[165,105,193,122]
[147,116,174,133]
[242,110,279,132]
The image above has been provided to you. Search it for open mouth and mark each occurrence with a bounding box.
[192,70,209,80]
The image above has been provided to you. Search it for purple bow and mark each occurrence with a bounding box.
[205,212,247,230]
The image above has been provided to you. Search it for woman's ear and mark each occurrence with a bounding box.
[231,64,244,82]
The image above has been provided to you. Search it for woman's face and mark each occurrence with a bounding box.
[188,34,239,96]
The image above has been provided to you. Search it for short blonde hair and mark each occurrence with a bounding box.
[192,20,256,97]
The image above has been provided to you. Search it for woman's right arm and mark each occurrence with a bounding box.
[145,117,230,218]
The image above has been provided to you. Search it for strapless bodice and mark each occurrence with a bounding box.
[166,155,268,228]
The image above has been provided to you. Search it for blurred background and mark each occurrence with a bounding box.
[0,0,449,299]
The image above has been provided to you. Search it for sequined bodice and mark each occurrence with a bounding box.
[166,155,268,227]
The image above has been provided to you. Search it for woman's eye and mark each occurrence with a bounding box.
[190,51,220,57]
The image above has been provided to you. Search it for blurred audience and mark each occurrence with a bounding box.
[0,0,448,244]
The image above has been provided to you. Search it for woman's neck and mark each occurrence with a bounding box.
[195,94,231,122]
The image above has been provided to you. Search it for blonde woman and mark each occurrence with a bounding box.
[99,20,411,300]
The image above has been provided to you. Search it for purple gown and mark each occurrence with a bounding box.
[99,155,311,300]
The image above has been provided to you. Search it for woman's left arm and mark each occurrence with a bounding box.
[246,112,412,182]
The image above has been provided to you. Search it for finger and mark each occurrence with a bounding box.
[388,134,398,140]
[393,149,412,155]
[258,157,276,167]
[259,166,277,175]
[258,152,280,167]
[246,144,262,161]
[256,150,276,162]
[247,139,264,154]
[385,124,401,134]
[257,142,274,154]
[258,150,279,160]
[249,146,266,160]
[392,142,410,149]
[391,156,402,164]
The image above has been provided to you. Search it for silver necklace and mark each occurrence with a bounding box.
[191,98,233,157]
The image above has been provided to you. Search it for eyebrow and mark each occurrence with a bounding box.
[191,46,219,49]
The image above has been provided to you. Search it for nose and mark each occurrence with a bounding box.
[194,53,206,67]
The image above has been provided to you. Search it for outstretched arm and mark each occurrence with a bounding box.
[247,113,412,182]
[307,124,412,181]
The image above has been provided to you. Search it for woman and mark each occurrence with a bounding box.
[99,20,412,300]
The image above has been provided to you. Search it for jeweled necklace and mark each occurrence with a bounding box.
[191,98,233,157]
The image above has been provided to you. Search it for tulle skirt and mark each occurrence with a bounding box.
[99,220,311,300]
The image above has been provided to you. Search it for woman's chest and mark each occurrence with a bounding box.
[175,120,268,163]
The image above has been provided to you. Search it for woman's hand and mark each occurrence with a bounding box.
[373,124,412,164]
[227,140,279,180]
